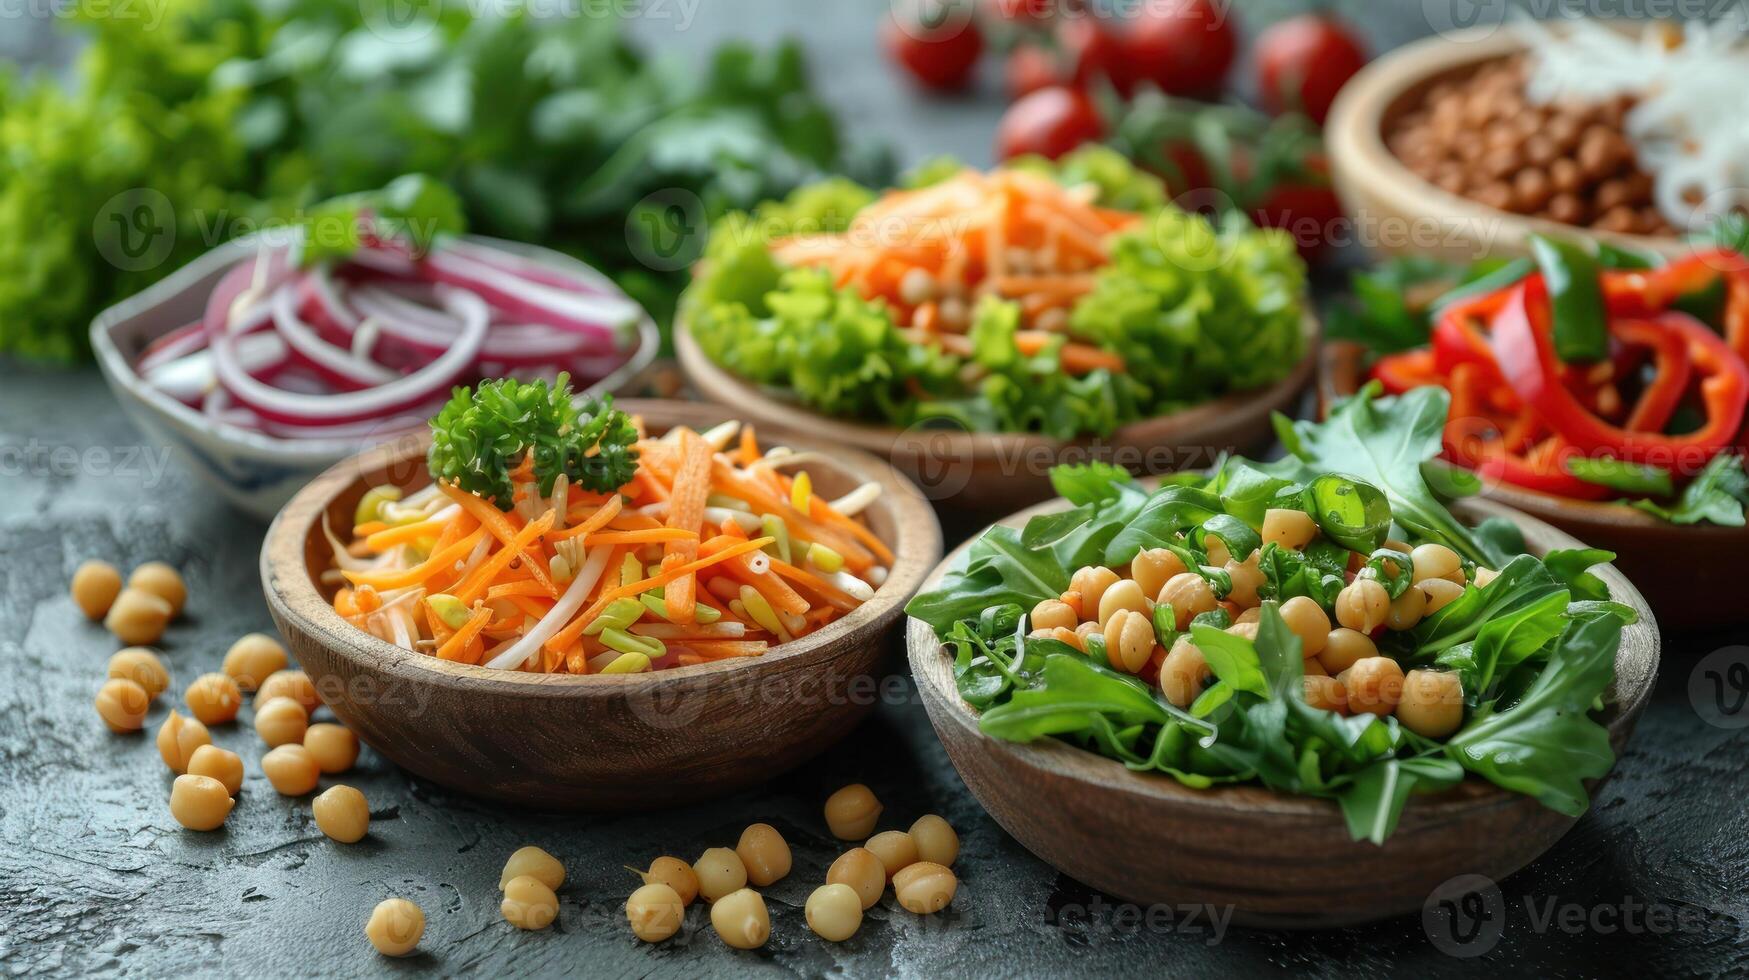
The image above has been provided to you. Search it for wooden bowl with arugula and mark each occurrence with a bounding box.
[676,148,1320,514]
[262,397,941,809]
[904,387,1658,927]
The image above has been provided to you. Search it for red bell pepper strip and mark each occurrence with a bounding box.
[1610,318,1691,433]
[1370,348,1438,394]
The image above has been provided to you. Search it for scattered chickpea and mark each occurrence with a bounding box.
[711,888,770,949]
[365,898,424,957]
[909,814,959,867]
[1157,573,1215,629]
[222,633,288,692]
[626,883,685,942]
[1397,669,1466,738]
[1029,598,1076,632]
[1339,657,1407,717]
[127,562,186,617]
[736,823,791,887]
[805,883,864,942]
[1262,509,1318,550]
[1300,675,1348,714]
[105,588,172,646]
[892,862,957,915]
[261,744,320,796]
[304,723,360,774]
[254,697,309,748]
[632,857,698,906]
[824,783,882,840]
[107,647,169,699]
[308,784,369,843]
[1419,578,1465,615]
[169,774,234,831]
[257,670,321,713]
[186,744,244,796]
[1224,553,1264,608]
[1158,636,1211,708]
[1068,567,1120,621]
[156,710,211,773]
[70,560,122,620]
[184,673,242,725]
[1101,608,1155,674]
[1277,596,1331,658]
[1130,548,1187,600]
[827,847,886,910]
[1320,628,1378,675]
[95,678,150,733]
[693,847,748,903]
[865,830,919,879]
[1385,585,1426,631]
[1096,579,1149,630]
[1335,579,1390,634]
[502,874,559,930]
[1409,544,1462,585]
[500,845,565,890]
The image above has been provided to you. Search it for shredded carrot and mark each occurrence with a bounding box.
[441,485,559,596]
[579,528,697,547]
[486,580,555,599]
[552,495,623,540]
[434,606,492,662]
[544,536,776,654]
[452,510,556,605]
[363,514,453,552]
[344,527,487,590]
[663,428,712,622]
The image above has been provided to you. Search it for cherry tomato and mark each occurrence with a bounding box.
[1250,156,1347,259]
[1006,45,1067,101]
[1255,14,1369,125]
[884,0,986,91]
[985,0,1054,24]
[996,85,1105,160]
[1113,0,1237,98]
[1057,15,1130,92]
[1157,141,1212,199]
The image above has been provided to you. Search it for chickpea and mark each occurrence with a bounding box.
[257,670,321,713]
[1419,578,1465,615]
[156,710,211,773]
[1224,553,1264,608]
[1302,655,1328,677]
[187,744,244,796]
[1069,567,1121,621]
[365,898,424,957]
[824,783,882,840]
[1031,626,1086,652]
[1234,606,1262,626]
[867,831,920,880]
[1335,579,1389,633]
[909,814,959,866]
[254,696,309,748]
[184,673,242,725]
[313,785,371,843]
[1385,585,1426,631]
[1096,579,1149,630]
[492,845,565,891]
[502,874,559,930]
[304,723,360,773]
[626,883,685,942]
[1397,669,1466,738]
[693,847,748,903]
[222,633,288,691]
[1159,637,1211,708]
[1227,621,1259,642]
[805,883,864,942]
[1101,608,1156,674]
[71,560,122,620]
[1130,548,1187,600]
[261,744,320,796]
[95,678,150,733]
[1277,596,1331,658]
[105,588,172,646]
[1262,509,1318,551]
[1029,598,1076,633]
[1473,566,1499,588]
[169,774,234,831]
[710,888,769,950]
[107,647,169,699]
[827,847,886,910]
[1338,657,1407,716]
[1058,589,1084,620]
[128,562,186,617]
[736,823,791,887]
[633,857,698,906]
[1409,544,1461,585]
[892,862,957,914]
[1158,573,1216,629]
[1300,675,1348,714]
[1320,628,1378,675]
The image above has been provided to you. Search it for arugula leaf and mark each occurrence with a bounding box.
[1301,474,1391,553]
[1336,756,1465,845]
[1103,486,1227,566]
[1632,453,1749,526]
[905,525,1068,632]
[1565,457,1675,498]
[1539,548,1618,604]
[1051,461,1140,505]
[978,652,1176,741]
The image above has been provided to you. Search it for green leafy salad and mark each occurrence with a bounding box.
[683,148,1308,439]
[905,385,1639,843]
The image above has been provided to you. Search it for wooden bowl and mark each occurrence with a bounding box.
[675,312,1320,514]
[906,494,1658,928]
[1325,22,1685,265]
[1324,341,1749,629]
[261,400,943,810]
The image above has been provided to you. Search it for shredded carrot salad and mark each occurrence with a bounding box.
[769,167,1141,364]
[322,419,888,674]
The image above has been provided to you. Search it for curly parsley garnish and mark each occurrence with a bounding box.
[427,374,639,510]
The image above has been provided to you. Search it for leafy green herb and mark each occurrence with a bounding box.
[299,175,466,264]
[427,374,637,510]
[1631,453,1749,526]
[1565,457,1676,498]
[1301,474,1391,553]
